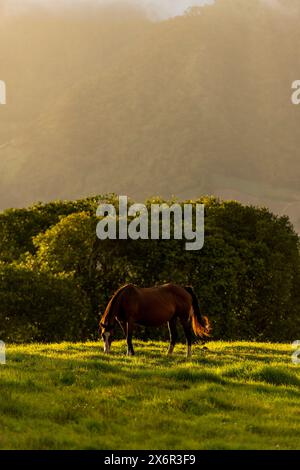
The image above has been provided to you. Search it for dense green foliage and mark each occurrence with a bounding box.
[0,263,92,343]
[0,198,98,263]
[1,341,299,450]
[0,195,299,343]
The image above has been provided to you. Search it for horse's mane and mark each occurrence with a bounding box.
[101,284,133,326]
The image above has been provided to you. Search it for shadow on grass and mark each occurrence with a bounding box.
[5,343,300,397]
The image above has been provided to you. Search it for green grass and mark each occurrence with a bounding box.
[0,340,300,450]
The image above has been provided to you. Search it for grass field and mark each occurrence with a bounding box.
[0,340,300,450]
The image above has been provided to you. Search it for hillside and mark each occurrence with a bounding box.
[0,0,300,230]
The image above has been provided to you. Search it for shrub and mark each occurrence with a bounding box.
[0,263,93,343]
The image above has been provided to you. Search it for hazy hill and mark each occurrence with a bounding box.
[0,0,300,230]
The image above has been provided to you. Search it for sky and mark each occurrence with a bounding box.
[0,0,215,20]
[116,0,214,19]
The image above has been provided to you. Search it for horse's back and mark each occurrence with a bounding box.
[121,283,192,326]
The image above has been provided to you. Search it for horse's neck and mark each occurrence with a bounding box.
[105,312,115,327]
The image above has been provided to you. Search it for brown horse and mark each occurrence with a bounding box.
[99,283,210,357]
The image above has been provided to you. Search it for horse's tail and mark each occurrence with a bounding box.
[100,284,132,328]
[184,286,211,338]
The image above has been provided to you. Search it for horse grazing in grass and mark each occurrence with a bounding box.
[99,284,211,357]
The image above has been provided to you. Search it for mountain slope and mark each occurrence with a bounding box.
[0,0,300,230]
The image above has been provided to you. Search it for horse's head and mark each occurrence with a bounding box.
[99,321,114,354]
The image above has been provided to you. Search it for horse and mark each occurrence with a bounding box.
[99,283,211,357]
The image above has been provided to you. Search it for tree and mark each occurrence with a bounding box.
[0,262,92,343]
[1,195,299,342]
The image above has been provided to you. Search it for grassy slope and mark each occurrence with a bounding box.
[0,341,300,450]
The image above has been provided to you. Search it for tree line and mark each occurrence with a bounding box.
[0,195,299,343]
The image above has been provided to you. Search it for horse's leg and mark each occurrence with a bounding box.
[180,317,193,358]
[167,316,178,355]
[126,321,135,356]
[117,319,126,337]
